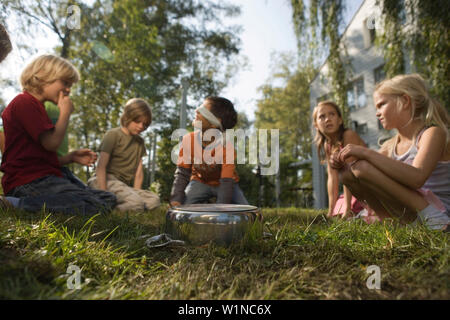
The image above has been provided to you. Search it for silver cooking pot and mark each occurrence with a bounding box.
[165,204,263,246]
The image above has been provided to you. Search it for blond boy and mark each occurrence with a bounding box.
[0,55,116,214]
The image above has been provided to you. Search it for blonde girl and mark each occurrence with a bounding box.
[333,74,450,230]
[313,101,366,219]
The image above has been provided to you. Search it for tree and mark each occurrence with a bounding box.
[1,0,245,189]
[377,0,450,111]
[66,0,244,185]
[256,53,313,161]
[233,112,261,206]
[0,0,82,58]
[255,52,315,207]
[290,0,349,121]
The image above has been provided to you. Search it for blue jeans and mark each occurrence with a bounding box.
[60,166,88,189]
[7,175,117,215]
[184,180,249,205]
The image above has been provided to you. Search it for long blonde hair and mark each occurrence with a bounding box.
[376,74,450,155]
[312,100,346,163]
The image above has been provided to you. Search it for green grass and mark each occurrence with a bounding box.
[0,205,448,299]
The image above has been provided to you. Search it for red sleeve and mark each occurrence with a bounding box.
[12,95,54,143]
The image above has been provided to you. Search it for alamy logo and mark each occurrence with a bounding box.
[171,128,279,176]
[66,5,81,30]
[366,265,381,290]
[66,264,81,290]
[366,9,382,30]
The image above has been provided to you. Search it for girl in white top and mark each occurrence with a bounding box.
[330,74,450,230]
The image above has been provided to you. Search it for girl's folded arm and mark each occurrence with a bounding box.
[342,129,366,163]
[353,127,446,189]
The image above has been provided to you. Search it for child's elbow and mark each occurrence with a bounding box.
[410,172,429,189]
[42,142,59,153]
[39,134,59,152]
[411,178,427,190]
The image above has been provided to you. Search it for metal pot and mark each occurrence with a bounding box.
[165,204,263,246]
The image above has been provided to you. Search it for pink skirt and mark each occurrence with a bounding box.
[332,194,364,216]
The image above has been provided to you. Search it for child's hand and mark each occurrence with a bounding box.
[57,91,74,115]
[338,144,366,163]
[329,151,345,170]
[170,201,181,207]
[70,149,97,166]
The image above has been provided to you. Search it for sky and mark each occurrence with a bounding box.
[221,0,298,120]
[1,0,364,121]
[222,0,363,120]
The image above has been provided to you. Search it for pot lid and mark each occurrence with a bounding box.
[171,204,258,212]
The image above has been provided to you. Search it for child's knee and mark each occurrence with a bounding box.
[339,168,356,185]
[350,160,373,180]
[145,197,160,211]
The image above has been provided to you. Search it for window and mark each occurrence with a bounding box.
[347,77,366,111]
[374,65,386,84]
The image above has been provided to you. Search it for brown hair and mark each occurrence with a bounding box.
[120,98,152,128]
[0,23,12,63]
[20,54,79,94]
[205,96,237,130]
[312,100,346,163]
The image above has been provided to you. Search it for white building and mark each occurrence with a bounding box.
[309,0,411,209]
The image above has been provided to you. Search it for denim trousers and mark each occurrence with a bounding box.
[7,175,117,215]
[184,180,249,205]
[60,166,88,189]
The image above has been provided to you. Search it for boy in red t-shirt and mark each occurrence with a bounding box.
[170,96,248,206]
[0,55,116,214]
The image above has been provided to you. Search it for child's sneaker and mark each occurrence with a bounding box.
[353,209,368,220]
[417,205,450,231]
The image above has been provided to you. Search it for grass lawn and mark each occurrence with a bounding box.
[0,205,448,300]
